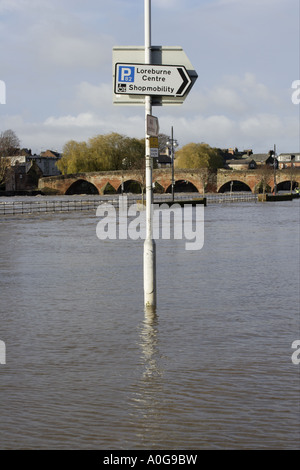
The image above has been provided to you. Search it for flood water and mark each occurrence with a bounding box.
[0,197,299,449]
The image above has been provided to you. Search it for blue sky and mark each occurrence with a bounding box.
[0,0,299,154]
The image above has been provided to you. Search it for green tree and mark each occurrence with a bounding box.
[57,133,145,175]
[57,140,88,174]
[174,142,224,170]
[120,137,145,170]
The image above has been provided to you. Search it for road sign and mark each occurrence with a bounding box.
[149,136,159,158]
[112,46,198,106]
[146,114,159,136]
[115,63,192,97]
[150,149,158,158]
[149,136,158,148]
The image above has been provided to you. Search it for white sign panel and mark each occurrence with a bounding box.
[146,114,159,136]
[149,137,159,158]
[115,63,191,97]
[112,46,198,106]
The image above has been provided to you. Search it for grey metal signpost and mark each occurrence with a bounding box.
[143,0,156,312]
[113,0,197,312]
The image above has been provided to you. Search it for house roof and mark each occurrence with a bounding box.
[250,153,270,162]
[156,154,172,164]
[278,153,300,161]
[227,158,254,164]
[40,150,61,158]
[279,152,300,156]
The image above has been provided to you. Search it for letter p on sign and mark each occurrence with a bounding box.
[118,66,135,82]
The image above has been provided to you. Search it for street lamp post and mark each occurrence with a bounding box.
[273,144,277,195]
[166,126,178,202]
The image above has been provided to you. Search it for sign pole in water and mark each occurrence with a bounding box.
[143,0,156,311]
[112,1,197,311]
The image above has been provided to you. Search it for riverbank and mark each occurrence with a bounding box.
[0,190,44,197]
[258,193,299,202]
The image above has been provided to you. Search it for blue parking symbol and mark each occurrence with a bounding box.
[118,66,135,83]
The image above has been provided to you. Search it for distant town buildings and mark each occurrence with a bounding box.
[1,144,299,193]
[277,153,300,169]
[3,148,61,192]
[225,151,276,170]
[225,149,300,171]
[4,148,61,176]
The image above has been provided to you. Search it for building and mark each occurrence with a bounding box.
[277,153,300,169]
[32,152,61,176]
[222,147,253,161]
[250,153,276,167]
[155,154,172,168]
[226,152,277,170]
[226,158,257,170]
[5,161,43,191]
[3,149,61,191]
[3,149,61,177]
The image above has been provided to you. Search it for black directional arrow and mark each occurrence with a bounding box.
[176,67,191,96]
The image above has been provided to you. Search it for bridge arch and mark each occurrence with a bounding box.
[166,179,199,193]
[117,179,143,194]
[254,182,272,194]
[218,180,252,193]
[276,180,298,191]
[153,182,164,193]
[65,179,99,195]
[102,182,117,194]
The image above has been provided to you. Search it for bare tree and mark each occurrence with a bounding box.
[0,129,20,156]
[257,164,272,194]
[0,129,21,186]
[158,133,170,154]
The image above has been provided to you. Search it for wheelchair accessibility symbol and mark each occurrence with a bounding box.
[117,84,127,93]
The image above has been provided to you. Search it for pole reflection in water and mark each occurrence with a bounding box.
[128,311,168,448]
[140,310,162,379]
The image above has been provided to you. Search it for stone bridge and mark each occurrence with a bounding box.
[38,169,209,195]
[216,168,300,192]
[38,168,300,195]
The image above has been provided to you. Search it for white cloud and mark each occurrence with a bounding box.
[3,101,298,156]
[43,112,145,138]
[0,0,47,13]
[3,69,298,154]
[157,109,299,152]
[36,30,113,69]
[174,73,283,118]
[72,82,113,110]
[216,0,287,5]
[152,0,181,8]
[44,113,98,128]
